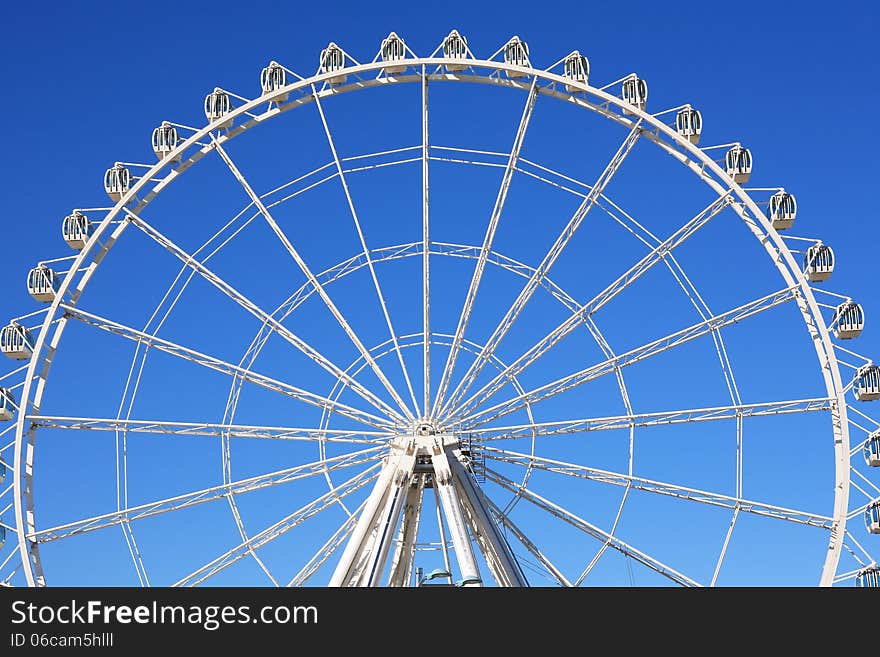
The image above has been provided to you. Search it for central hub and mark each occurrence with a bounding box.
[390,424,461,484]
[415,420,438,437]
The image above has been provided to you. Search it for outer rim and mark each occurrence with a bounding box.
[12,54,850,586]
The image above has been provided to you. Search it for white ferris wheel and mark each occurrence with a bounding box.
[0,30,878,587]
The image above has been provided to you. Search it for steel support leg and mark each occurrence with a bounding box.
[332,434,522,587]
[430,445,481,586]
[360,479,410,586]
[450,453,528,586]
[387,478,425,587]
[329,440,416,587]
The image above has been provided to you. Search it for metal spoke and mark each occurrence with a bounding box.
[442,119,645,417]
[27,415,389,445]
[121,524,150,587]
[174,464,381,586]
[833,568,864,584]
[484,448,832,528]
[287,498,367,587]
[849,478,877,504]
[447,191,733,420]
[843,529,875,566]
[466,397,833,441]
[30,447,385,543]
[484,468,700,586]
[485,496,572,586]
[851,467,880,497]
[126,211,405,424]
[847,498,876,521]
[212,139,415,421]
[431,78,540,417]
[710,509,739,587]
[0,547,22,577]
[61,304,395,430]
[422,69,431,417]
[313,88,420,417]
[462,286,798,428]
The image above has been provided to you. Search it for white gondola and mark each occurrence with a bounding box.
[621,76,648,113]
[151,121,180,161]
[832,301,864,339]
[855,364,880,402]
[675,107,702,145]
[0,323,32,360]
[503,36,529,78]
[804,242,834,282]
[320,43,347,85]
[865,431,880,467]
[442,30,469,72]
[768,190,797,230]
[866,501,880,534]
[563,51,589,92]
[380,33,407,74]
[0,387,15,422]
[725,145,752,184]
[62,211,92,251]
[27,265,58,303]
[103,163,131,202]
[261,61,288,101]
[856,566,880,587]
[204,88,233,128]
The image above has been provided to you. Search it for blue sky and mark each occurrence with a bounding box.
[0,1,878,586]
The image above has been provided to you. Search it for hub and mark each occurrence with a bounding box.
[414,420,438,436]
[330,426,524,587]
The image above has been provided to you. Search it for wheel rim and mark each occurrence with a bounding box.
[6,42,868,587]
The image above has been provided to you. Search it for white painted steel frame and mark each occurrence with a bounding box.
[216,219,748,576]
[205,229,572,566]
[440,117,645,418]
[29,447,385,544]
[124,209,406,423]
[210,140,415,421]
[483,447,833,528]
[459,286,800,427]
[445,192,736,421]
[311,329,541,561]
[8,54,853,587]
[431,77,540,418]
[312,90,420,417]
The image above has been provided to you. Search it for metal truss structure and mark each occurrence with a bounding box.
[0,30,877,588]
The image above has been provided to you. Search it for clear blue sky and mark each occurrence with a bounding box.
[0,0,878,586]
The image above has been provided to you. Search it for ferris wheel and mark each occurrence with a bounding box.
[0,30,878,588]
